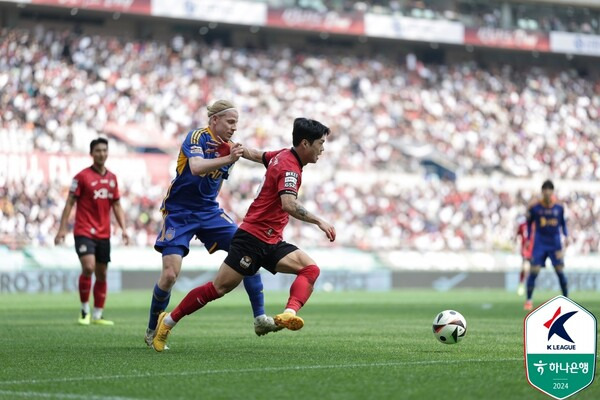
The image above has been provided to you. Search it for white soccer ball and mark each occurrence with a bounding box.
[432,310,467,344]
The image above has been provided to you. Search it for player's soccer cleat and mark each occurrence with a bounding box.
[78,311,90,326]
[145,328,155,347]
[152,312,172,352]
[254,316,284,336]
[517,283,525,297]
[274,313,304,331]
[524,300,533,311]
[92,317,114,326]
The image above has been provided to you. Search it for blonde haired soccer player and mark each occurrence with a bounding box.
[145,100,281,347]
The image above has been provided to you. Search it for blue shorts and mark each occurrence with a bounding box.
[154,209,237,257]
[531,245,564,268]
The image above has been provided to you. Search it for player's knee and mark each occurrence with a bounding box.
[212,281,234,297]
[299,264,320,285]
[161,269,179,287]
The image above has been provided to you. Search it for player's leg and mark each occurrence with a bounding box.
[525,249,546,310]
[152,262,244,352]
[74,236,96,325]
[91,262,113,325]
[147,211,196,345]
[270,246,320,330]
[551,250,568,297]
[90,238,113,325]
[199,214,278,335]
[145,250,183,345]
[517,258,530,296]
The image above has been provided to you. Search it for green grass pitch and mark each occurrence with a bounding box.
[1,289,598,399]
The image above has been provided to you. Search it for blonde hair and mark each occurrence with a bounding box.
[207,100,236,118]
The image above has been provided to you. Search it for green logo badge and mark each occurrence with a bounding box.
[524,296,597,399]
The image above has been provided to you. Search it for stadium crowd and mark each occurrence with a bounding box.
[2,27,599,179]
[267,0,600,34]
[1,26,599,253]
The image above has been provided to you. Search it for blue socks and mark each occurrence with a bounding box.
[243,273,265,318]
[526,272,538,300]
[556,270,568,297]
[148,284,171,330]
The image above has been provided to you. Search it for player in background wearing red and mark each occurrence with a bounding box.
[515,215,534,296]
[152,118,336,352]
[55,138,129,326]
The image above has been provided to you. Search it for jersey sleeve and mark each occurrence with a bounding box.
[263,149,284,168]
[276,163,300,197]
[70,172,83,197]
[112,174,121,202]
[181,130,207,159]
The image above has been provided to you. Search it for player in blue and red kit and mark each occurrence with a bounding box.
[152,117,336,352]
[145,100,281,347]
[524,180,569,310]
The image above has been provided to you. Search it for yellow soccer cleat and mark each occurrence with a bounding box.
[92,317,114,326]
[152,312,172,352]
[274,313,304,331]
[78,312,91,326]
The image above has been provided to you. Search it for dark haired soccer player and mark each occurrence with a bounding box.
[524,180,569,310]
[145,100,280,348]
[152,117,336,352]
[55,138,129,325]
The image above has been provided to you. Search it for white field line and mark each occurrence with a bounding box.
[0,390,138,400]
[0,358,522,387]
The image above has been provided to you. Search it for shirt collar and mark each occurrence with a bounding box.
[290,147,303,170]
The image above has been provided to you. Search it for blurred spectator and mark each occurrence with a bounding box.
[1,26,599,254]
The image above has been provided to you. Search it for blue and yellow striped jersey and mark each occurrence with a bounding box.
[160,127,233,212]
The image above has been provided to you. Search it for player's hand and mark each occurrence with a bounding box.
[122,231,130,246]
[318,221,336,242]
[54,230,66,245]
[205,137,224,154]
[228,143,244,163]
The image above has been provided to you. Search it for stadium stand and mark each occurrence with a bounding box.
[1,1,599,255]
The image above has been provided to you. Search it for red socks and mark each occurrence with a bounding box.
[286,265,320,312]
[171,282,221,323]
[93,280,107,309]
[79,275,92,303]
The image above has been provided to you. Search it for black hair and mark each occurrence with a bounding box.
[541,180,554,190]
[292,118,330,147]
[90,138,108,154]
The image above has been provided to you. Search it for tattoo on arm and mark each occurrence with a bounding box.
[295,204,308,218]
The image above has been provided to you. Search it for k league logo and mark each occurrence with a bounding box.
[524,296,597,400]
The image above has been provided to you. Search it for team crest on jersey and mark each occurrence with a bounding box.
[109,180,115,188]
[165,227,176,241]
[240,256,252,269]
[78,244,87,253]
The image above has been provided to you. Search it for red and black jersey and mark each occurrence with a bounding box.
[240,148,303,244]
[70,166,120,239]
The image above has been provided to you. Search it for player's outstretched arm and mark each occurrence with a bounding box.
[280,194,336,242]
[241,146,264,164]
[54,194,76,245]
[189,143,244,176]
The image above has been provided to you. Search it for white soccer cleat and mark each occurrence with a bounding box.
[254,316,284,336]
